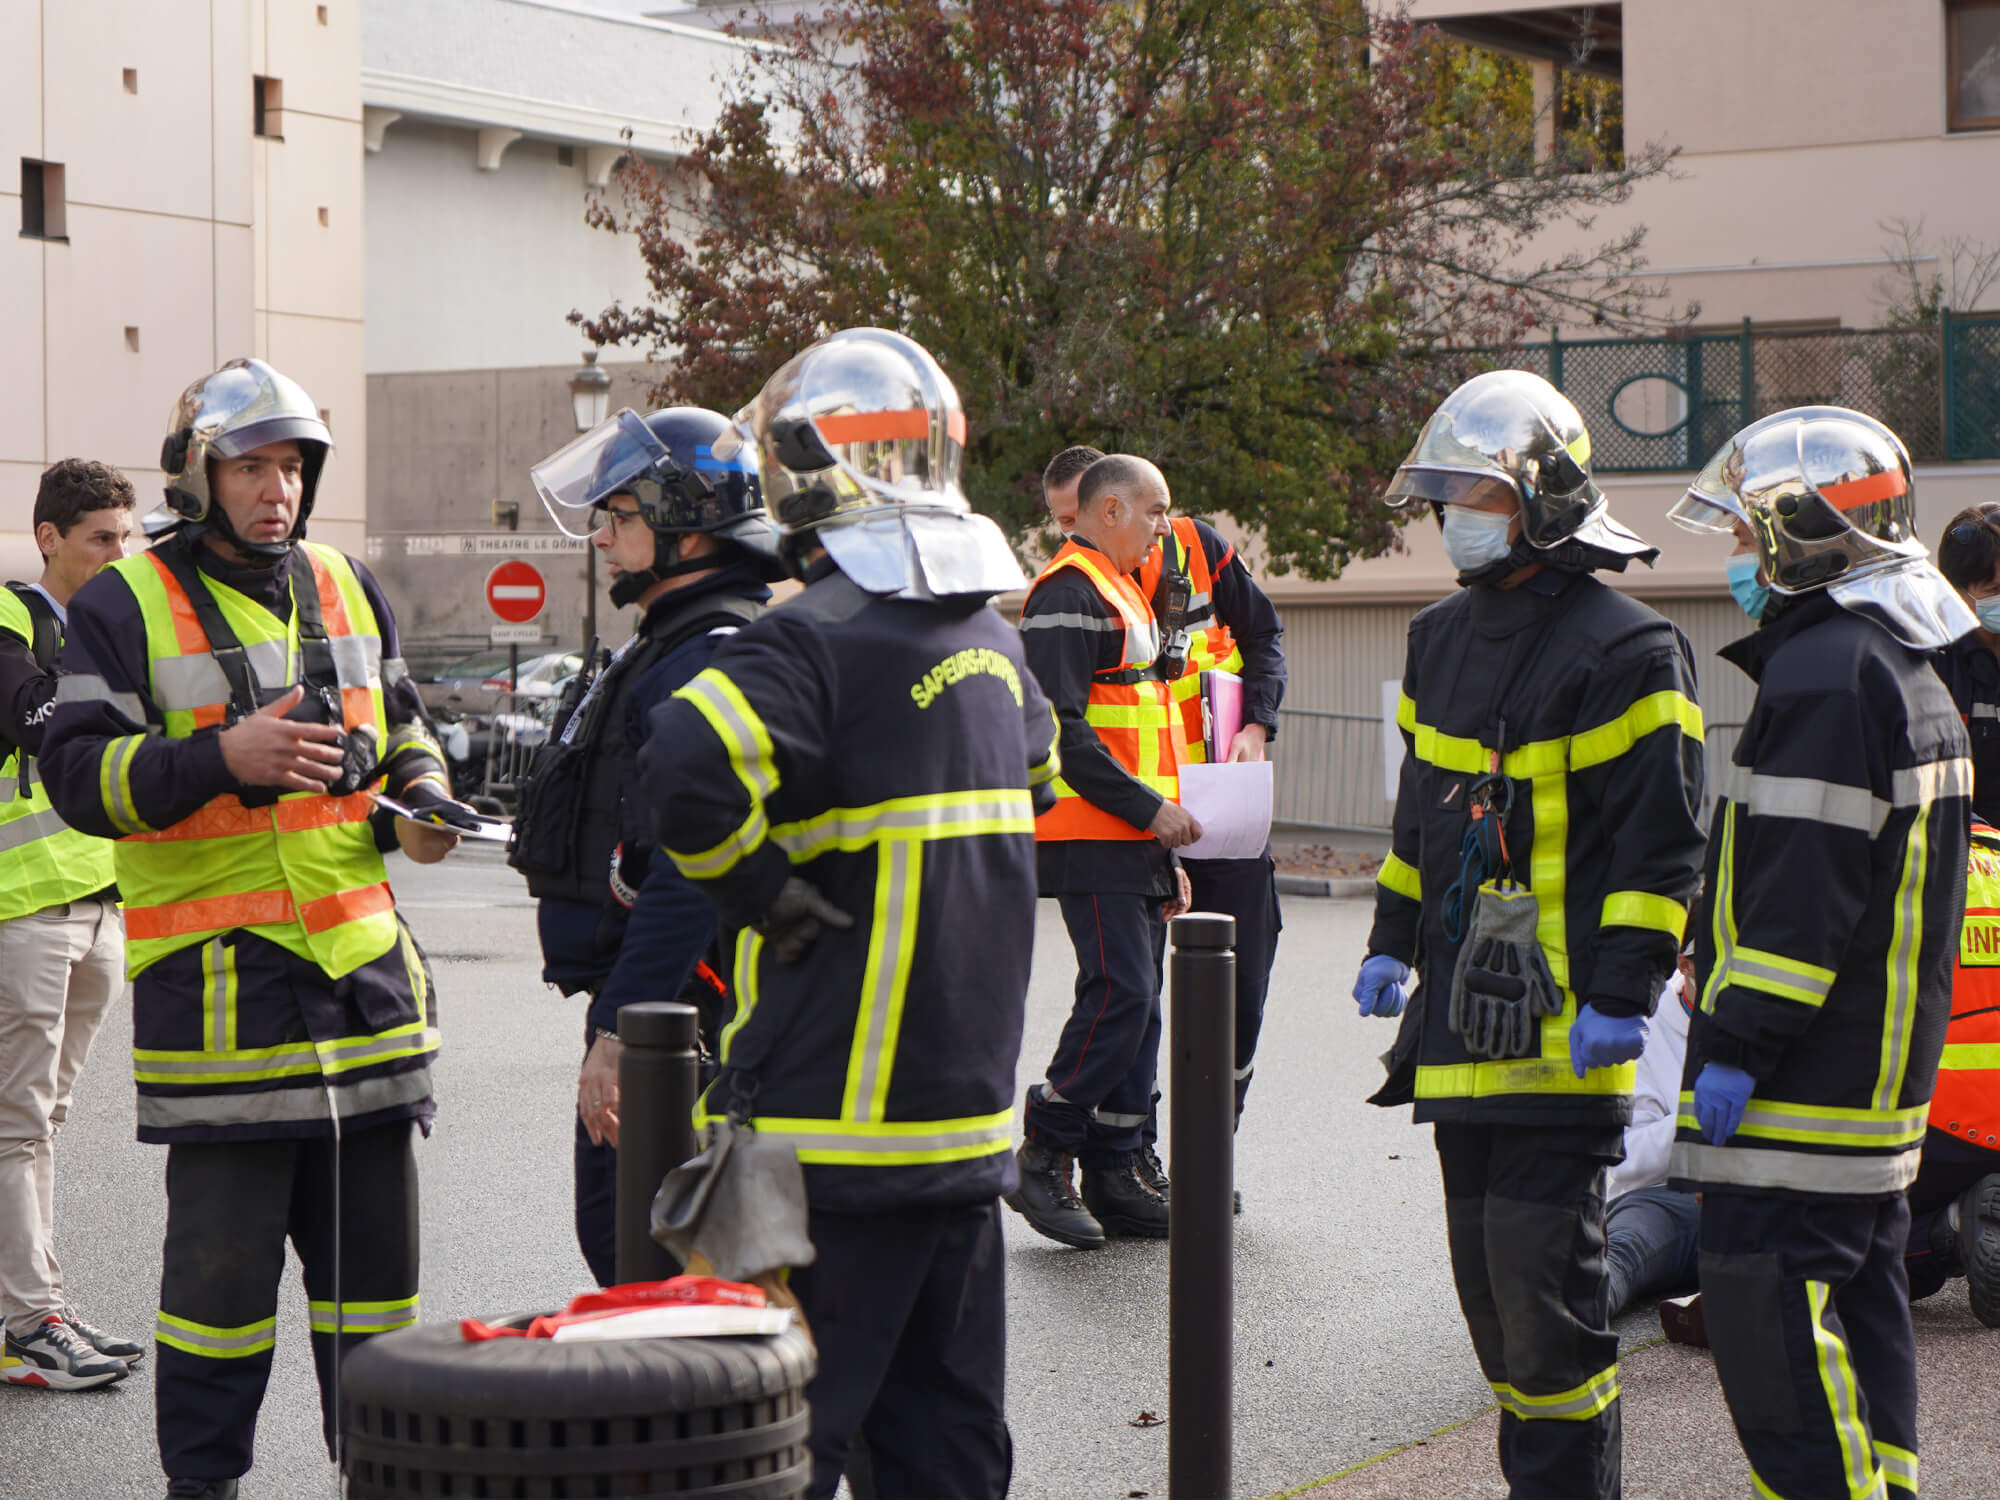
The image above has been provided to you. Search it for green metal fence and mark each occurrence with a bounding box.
[1475,316,2000,471]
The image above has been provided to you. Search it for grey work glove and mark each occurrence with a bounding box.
[1448,881,1563,1060]
[753,876,855,965]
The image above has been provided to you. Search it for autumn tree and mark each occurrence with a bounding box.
[576,0,1675,577]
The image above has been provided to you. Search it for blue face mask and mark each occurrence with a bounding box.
[1440,506,1517,575]
[1977,595,2000,633]
[1726,554,1769,621]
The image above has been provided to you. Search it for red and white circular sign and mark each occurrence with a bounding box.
[485,559,547,624]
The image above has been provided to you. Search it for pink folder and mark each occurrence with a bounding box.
[1201,670,1243,761]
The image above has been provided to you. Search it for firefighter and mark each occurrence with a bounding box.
[1666,406,1971,1500]
[1010,454,1198,1249]
[1351,370,1706,1500]
[640,328,1057,1499]
[511,404,781,1286]
[1934,503,2000,824]
[1904,820,2000,1320]
[39,360,462,1500]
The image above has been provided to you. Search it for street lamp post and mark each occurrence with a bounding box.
[569,349,613,657]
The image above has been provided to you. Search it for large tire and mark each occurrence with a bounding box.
[341,1320,815,1499]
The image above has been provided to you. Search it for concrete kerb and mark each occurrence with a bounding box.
[1275,874,1377,900]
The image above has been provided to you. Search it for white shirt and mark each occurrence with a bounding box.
[1606,969,1692,1201]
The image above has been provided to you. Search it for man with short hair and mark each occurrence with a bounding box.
[1009,454,1199,1249]
[1040,445,1102,537]
[0,459,138,1392]
[42,359,460,1500]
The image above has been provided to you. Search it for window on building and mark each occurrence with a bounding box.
[1428,6,1625,171]
[1951,2,2000,130]
[254,75,284,139]
[19,159,66,241]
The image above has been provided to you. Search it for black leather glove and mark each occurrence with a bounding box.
[1447,881,1563,1060]
[753,877,855,965]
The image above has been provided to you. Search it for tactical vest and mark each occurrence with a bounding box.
[110,540,395,979]
[1137,516,1246,764]
[511,591,764,904]
[1028,540,1186,842]
[1934,821,2000,1149]
[0,584,116,922]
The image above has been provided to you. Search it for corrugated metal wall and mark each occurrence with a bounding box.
[1272,589,1756,832]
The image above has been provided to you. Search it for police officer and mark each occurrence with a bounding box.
[1011,455,1197,1248]
[40,360,461,1500]
[1351,370,1706,1500]
[641,328,1057,1499]
[1667,407,1971,1500]
[0,460,137,1392]
[513,405,781,1286]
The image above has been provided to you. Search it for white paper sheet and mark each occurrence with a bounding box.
[1176,761,1273,861]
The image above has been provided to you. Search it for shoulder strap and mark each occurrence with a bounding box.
[3,582,61,670]
[153,541,260,720]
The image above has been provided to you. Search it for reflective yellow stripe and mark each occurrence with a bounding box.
[1878,804,1926,1112]
[100,733,149,835]
[1489,1362,1619,1421]
[1724,944,1838,1007]
[1940,1041,2000,1071]
[1703,802,1741,1014]
[666,669,778,879]
[1050,771,1177,800]
[200,937,237,1053]
[1568,690,1704,771]
[1675,1095,1928,1149]
[1532,770,1570,993]
[1809,1279,1888,1500]
[843,838,923,1123]
[155,1310,276,1359]
[1378,852,1422,902]
[307,1296,418,1335]
[1751,1467,1795,1500]
[1028,709,1061,787]
[1877,1441,1918,1496]
[1418,1056,1635,1099]
[1601,890,1686,939]
[772,790,1033,864]
[1396,691,1416,734]
[716,927,764,1067]
[692,1108,1015,1167]
[132,1019,439,1085]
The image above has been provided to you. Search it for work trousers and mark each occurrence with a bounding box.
[1699,1189,1918,1500]
[791,1201,1011,1500]
[1025,891,1165,1169]
[574,1023,618,1288]
[156,1122,419,1482]
[1182,852,1283,1119]
[1605,1185,1701,1320]
[1904,1126,2000,1299]
[1436,1123,1624,1500]
[0,898,122,1336]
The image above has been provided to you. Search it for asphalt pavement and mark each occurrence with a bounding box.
[6,846,1999,1498]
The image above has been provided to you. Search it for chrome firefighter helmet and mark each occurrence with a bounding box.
[1386,368,1655,567]
[715,327,1025,599]
[529,405,785,598]
[1669,406,1973,649]
[154,359,331,552]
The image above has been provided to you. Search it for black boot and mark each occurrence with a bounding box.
[1081,1158,1170,1238]
[1959,1174,2000,1328]
[166,1481,239,1499]
[1005,1143,1106,1249]
[1137,1145,1171,1202]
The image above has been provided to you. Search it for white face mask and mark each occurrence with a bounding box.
[1440,506,1517,575]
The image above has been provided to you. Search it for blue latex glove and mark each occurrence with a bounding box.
[1694,1062,1757,1144]
[1567,1003,1648,1077]
[1353,954,1413,1017]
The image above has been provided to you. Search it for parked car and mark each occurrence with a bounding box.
[417,648,583,716]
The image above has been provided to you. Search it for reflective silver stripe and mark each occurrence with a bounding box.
[1725,952,1834,1004]
[771,791,1032,859]
[1186,590,1212,614]
[0,806,70,852]
[54,672,147,723]
[155,1314,275,1355]
[101,736,146,835]
[329,634,382,690]
[1892,757,1971,806]
[1974,703,2000,722]
[1093,1109,1147,1127]
[136,1063,434,1131]
[682,674,776,800]
[847,839,914,1122]
[1020,611,1124,633]
[1233,1063,1254,1081]
[381,655,410,686]
[134,1027,441,1078]
[753,1118,1011,1156]
[1739,1104,1925,1140]
[308,1303,417,1333]
[1668,1140,1920,1195]
[1879,1444,1918,1493]
[0,776,14,798]
[1879,811,1924,1110]
[1721,756,1971,837]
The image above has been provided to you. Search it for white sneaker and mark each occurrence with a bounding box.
[2,1315,129,1390]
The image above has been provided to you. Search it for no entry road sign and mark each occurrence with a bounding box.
[485,559,547,624]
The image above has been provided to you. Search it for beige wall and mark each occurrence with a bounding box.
[0,1,364,579]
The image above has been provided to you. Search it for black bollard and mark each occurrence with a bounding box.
[1169,912,1236,1500]
[615,1001,700,1286]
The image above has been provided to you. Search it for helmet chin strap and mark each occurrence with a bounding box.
[188,503,299,566]
[606,535,717,608]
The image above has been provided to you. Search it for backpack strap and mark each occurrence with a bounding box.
[3,582,62,671]
[152,541,346,723]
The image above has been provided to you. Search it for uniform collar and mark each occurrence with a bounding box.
[1718,590,1843,684]
[638,561,771,632]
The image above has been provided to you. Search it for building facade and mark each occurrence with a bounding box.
[3,0,367,577]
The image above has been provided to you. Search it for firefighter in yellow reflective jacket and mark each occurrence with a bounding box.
[39,360,462,1500]
[1667,408,1971,1500]
[1352,372,1706,1500]
[641,330,1056,1500]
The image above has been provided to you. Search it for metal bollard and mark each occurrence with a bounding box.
[615,1001,700,1286]
[1169,912,1236,1500]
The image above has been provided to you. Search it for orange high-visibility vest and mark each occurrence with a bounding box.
[1135,516,1245,764]
[1935,822,2000,1148]
[1027,540,1186,842]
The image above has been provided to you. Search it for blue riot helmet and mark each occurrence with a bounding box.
[531,406,786,602]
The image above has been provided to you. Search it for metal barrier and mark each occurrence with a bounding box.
[480,688,559,808]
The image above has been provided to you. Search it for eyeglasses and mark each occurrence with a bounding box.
[590,505,648,533]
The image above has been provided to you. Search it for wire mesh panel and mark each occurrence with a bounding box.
[1272,709,1393,833]
[1948,316,2000,459]
[481,690,558,808]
